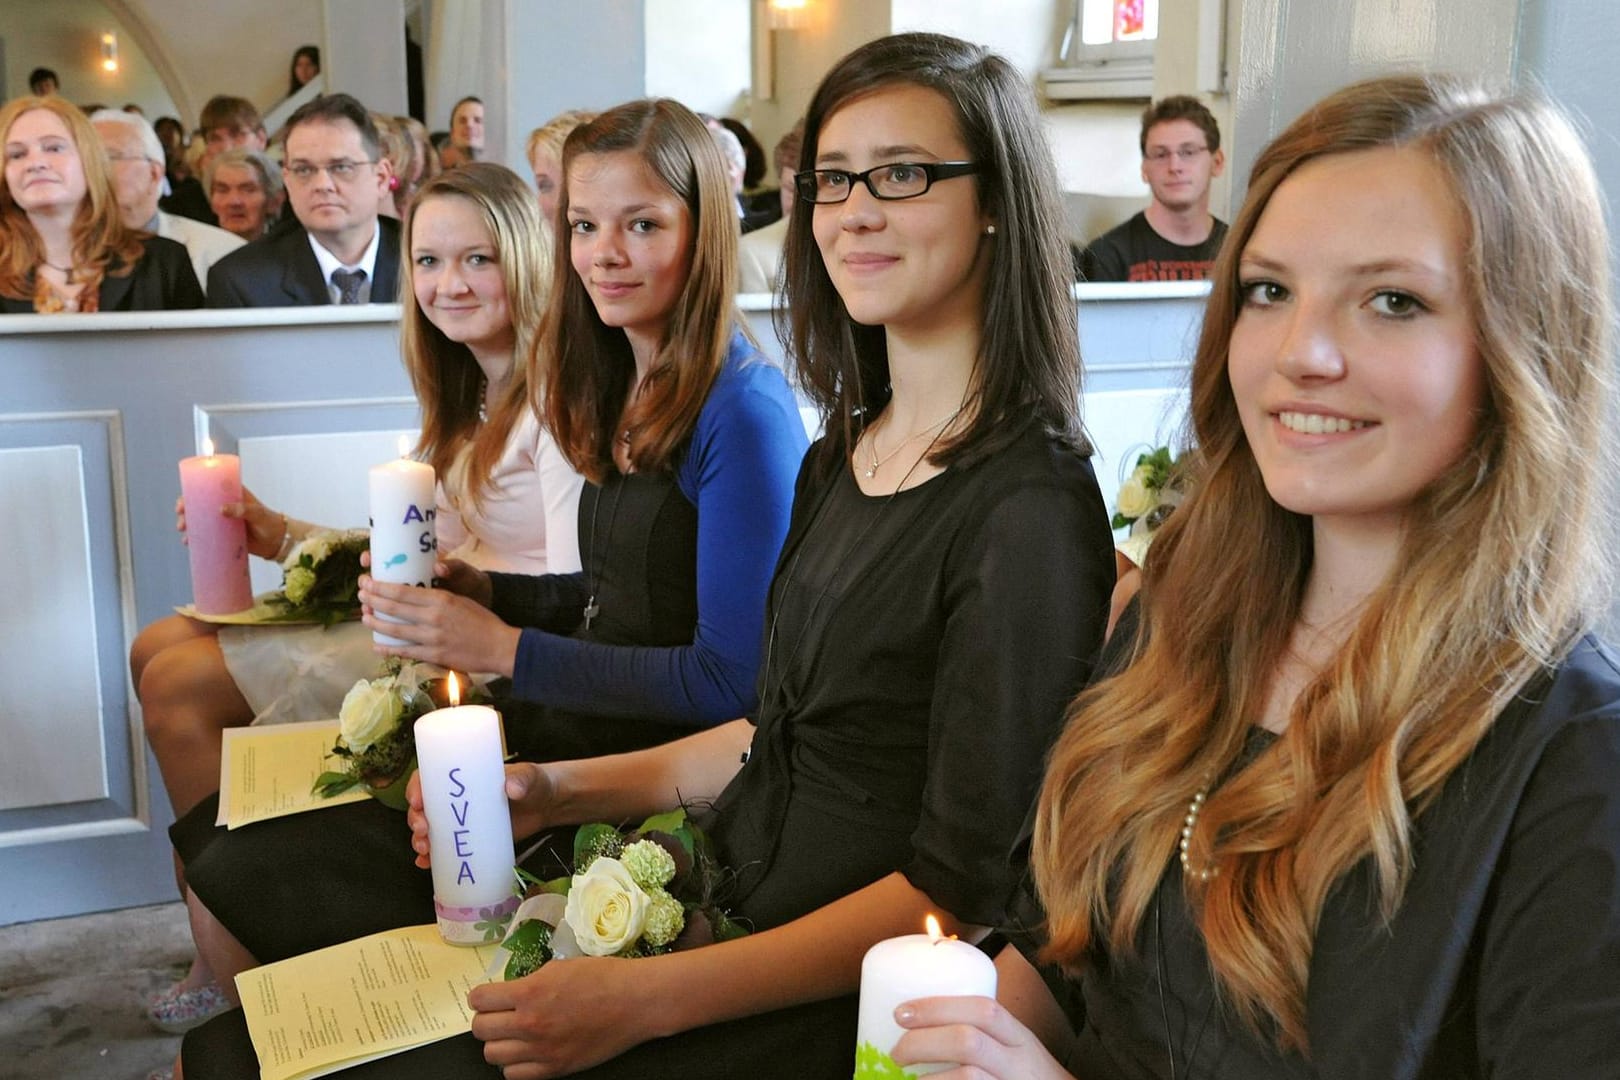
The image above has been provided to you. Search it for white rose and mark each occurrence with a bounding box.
[1115,467,1156,520]
[563,857,650,956]
[338,677,402,753]
[284,531,334,571]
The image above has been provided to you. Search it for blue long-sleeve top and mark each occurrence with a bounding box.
[485,331,808,727]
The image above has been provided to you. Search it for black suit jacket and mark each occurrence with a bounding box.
[206,217,400,308]
[0,235,203,313]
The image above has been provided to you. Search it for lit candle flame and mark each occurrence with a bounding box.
[925,914,944,942]
[446,671,461,707]
[398,433,413,458]
[201,436,215,458]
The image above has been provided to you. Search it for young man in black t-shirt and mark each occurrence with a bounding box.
[1078,95,1228,282]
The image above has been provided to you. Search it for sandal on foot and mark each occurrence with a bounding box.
[147,980,230,1034]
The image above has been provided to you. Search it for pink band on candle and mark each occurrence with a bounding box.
[434,894,521,945]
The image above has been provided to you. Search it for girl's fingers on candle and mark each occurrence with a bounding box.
[891,997,1067,1079]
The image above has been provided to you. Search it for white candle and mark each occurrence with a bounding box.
[368,438,436,646]
[413,689,517,945]
[855,916,998,1076]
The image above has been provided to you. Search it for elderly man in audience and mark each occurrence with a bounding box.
[439,96,484,168]
[206,93,399,308]
[91,110,243,294]
[205,148,285,242]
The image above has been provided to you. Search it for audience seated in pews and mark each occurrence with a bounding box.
[166,97,809,1076]
[90,109,244,295]
[130,161,582,1034]
[0,94,203,312]
[206,93,400,307]
[890,74,1620,1080]
[177,33,1115,1078]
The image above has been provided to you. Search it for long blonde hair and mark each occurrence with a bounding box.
[1034,75,1613,1051]
[0,96,146,300]
[399,163,550,514]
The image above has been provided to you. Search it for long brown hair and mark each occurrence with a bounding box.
[1034,75,1613,1050]
[780,33,1086,483]
[0,95,146,300]
[400,163,549,514]
[537,99,739,484]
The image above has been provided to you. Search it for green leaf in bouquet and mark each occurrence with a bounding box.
[539,875,571,895]
[502,919,554,980]
[312,771,361,799]
[364,757,416,811]
[636,808,688,838]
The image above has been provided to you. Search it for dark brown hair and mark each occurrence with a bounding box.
[780,32,1086,483]
[1138,94,1221,155]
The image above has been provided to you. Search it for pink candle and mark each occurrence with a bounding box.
[178,442,253,614]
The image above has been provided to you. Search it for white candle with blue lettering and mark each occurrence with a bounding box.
[414,675,518,945]
[368,436,436,646]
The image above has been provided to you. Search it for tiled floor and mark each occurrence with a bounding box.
[0,902,191,1079]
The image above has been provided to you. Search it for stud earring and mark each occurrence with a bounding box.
[984,224,996,235]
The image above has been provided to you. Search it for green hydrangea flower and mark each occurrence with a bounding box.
[641,888,685,947]
[621,839,677,890]
[284,565,317,605]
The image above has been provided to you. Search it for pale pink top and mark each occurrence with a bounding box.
[435,409,584,575]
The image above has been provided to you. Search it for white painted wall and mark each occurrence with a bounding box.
[0,0,177,116]
[644,0,751,117]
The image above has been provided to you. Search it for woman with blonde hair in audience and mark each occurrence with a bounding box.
[888,74,1620,1080]
[526,108,595,224]
[131,162,583,1030]
[0,94,202,312]
[373,113,416,218]
[180,33,1114,1078]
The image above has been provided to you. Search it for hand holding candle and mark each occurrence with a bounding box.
[413,673,518,945]
[369,435,436,646]
[855,915,998,1076]
[177,438,254,614]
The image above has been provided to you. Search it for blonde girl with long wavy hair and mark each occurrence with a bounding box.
[887,74,1620,1079]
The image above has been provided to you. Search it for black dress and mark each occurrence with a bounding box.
[0,236,203,312]
[1007,634,1620,1079]
[184,423,1117,1079]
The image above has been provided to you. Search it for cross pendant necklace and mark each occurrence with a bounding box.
[862,405,965,479]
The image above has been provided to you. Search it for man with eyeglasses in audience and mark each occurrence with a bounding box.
[207,93,399,308]
[1077,95,1227,283]
[91,109,244,295]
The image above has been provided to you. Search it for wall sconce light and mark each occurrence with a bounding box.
[101,32,119,72]
[768,0,808,31]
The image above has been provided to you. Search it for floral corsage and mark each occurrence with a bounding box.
[1113,445,1186,569]
[488,809,749,980]
[262,528,369,625]
[313,659,484,810]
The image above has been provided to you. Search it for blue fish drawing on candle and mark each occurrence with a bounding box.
[382,553,408,570]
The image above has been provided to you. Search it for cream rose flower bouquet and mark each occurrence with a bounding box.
[487,809,749,980]
[312,658,486,810]
[262,527,369,625]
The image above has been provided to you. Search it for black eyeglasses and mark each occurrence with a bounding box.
[794,161,977,205]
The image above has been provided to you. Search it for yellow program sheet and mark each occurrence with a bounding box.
[216,719,368,829]
[238,924,495,1080]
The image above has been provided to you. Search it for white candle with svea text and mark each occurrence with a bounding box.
[854,917,998,1076]
[368,450,435,646]
[414,702,518,944]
